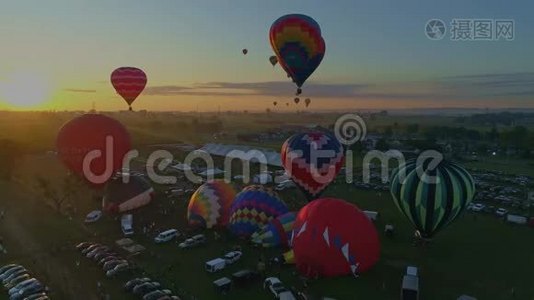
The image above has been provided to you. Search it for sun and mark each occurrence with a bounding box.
[0,71,52,108]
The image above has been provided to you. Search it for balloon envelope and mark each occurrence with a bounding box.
[110,67,147,109]
[251,212,296,247]
[291,198,380,277]
[102,175,154,214]
[390,159,475,238]
[187,180,237,229]
[270,14,325,89]
[281,131,344,201]
[228,185,289,238]
[56,114,131,186]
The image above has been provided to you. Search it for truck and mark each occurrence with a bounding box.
[205,258,226,273]
[121,214,134,236]
[401,266,419,300]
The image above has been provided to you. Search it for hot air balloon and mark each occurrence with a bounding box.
[390,159,475,240]
[281,131,344,201]
[242,49,248,55]
[291,198,380,278]
[111,67,147,111]
[102,175,154,214]
[286,102,289,106]
[228,185,289,238]
[187,180,237,229]
[294,98,300,104]
[251,212,296,248]
[269,55,278,66]
[56,114,131,187]
[273,101,278,106]
[270,14,325,95]
[305,98,311,107]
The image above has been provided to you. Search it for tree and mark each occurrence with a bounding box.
[0,139,22,181]
[35,175,82,213]
[375,139,389,151]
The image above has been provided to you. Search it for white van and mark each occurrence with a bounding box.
[154,229,179,243]
[205,258,226,273]
[506,214,527,225]
[121,214,134,236]
[364,210,379,222]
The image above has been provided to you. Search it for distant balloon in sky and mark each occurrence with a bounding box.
[305,98,311,107]
[242,49,248,55]
[110,67,147,111]
[286,102,289,106]
[294,97,300,104]
[273,101,278,106]
[56,114,131,187]
[269,55,278,66]
[270,14,325,95]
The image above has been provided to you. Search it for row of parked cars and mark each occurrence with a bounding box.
[153,229,207,250]
[0,264,49,300]
[76,242,132,277]
[124,277,180,300]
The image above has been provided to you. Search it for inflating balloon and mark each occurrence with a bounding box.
[270,14,325,95]
[103,175,154,214]
[281,131,344,201]
[228,185,289,238]
[242,49,248,55]
[56,114,131,187]
[269,55,278,66]
[188,180,237,229]
[390,159,475,239]
[111,67,147,111]
[291,198,380,278]
[251,212,296,248]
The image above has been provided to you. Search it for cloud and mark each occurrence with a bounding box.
[143,85,192,95]
[63,88,97,93]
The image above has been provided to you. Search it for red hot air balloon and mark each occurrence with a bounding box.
[291,198,380,278]
[56,114,131,187]
[110,67,147,111]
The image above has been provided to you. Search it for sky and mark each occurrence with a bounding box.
[0,0,533,111]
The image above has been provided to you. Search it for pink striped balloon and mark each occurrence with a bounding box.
[110,67,147,110]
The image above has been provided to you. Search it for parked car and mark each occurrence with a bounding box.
[471,203,485,212]
[205,258,226,273]
[125,277,151,292]
[22,292,49,300]
[231,269,259,286]
[75,242,92,251]
[81,244,101,255]
[11,282,46,300]
[3,273,31,289]
[223,251,242,265]
[84,210,102,223]
[0,266,25,281]
[143,289,172,300]
[87,246,110,259]
[3,268,28,285]
[264,277,295,300]
[93,250,117,262]
[133,282,161,295]
[495,208,508,217]
[9,278,39,295]
[98,255,120,266]
[105,263,130,277]
[154,229,179,243]
[121,214,134,236]
[103,260,127,272]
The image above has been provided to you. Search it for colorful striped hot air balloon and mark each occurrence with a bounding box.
[270,14,325,95]
[228,185,289,238]
[390,159,476,239]
[110,67,147,111]
[187,180,237,229]
[251,212,296,248]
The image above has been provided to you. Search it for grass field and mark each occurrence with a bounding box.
[1,153,534,300]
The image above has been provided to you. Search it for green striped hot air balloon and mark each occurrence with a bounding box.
[389,158,475,239]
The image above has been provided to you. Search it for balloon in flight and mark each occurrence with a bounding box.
[110,67,147,111]
[270,14,325,95]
